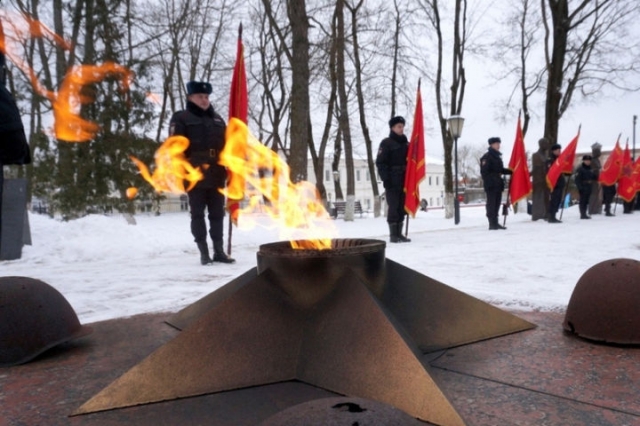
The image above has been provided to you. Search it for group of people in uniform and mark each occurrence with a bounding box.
[484,136,627,232]
[532,139,622,223]
[180,82,632,251]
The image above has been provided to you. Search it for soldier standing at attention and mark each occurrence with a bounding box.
[480,137,512,230]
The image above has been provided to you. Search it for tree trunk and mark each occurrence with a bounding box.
[287,0,310,183]
[335,0,354,221]
[542,0,568,145]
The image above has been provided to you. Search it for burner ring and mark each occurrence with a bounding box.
[258,238,385,258]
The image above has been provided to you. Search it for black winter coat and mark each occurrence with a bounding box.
[574,163,597,193]
[0,84,31,165]
[375,131,409,190]
[480,147,510,191]
[169,101,227,189]
[546,153,566,190]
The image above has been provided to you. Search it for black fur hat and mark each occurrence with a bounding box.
[388,116,406,128]
[583,154,592,160]
[186,81,213,95]
[488,137,501,145]
[551,144,561,151]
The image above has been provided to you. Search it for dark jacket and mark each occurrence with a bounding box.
[0,84,31,165]
[375,131,409,190]
[169,101,227,189]
[574,163,598,193]
[480,147,510,191]
[546,153,565,190]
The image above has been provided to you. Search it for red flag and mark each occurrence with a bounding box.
[598,138,623,186]
[546,127,580,190]
[617,143,637,202]
[507,113,532,204]
[632,157,640,197]
[404,82,425,217]
[226,24,248,225]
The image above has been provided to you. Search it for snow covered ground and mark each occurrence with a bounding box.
[2,203,639,325]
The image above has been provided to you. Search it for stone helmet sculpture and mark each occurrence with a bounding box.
[0,277,92,367]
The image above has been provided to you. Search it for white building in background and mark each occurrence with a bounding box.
[146,155,445,215]
[307,156,446,212]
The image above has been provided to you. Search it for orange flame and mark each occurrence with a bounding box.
[220,118,336,249]
[130,136,203,194]
[0,12,133,142]
[126,187,138,200]
[51,63,133,142]
[146,92,162,105]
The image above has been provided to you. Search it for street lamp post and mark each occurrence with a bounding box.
[447,116,465,225]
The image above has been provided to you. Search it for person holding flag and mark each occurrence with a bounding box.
[506,113,532,222]
[598,137,623,216]
[169,81,235,265]
[480,137,512,230]
[546,144,565,223]
[376,116,411,243]
[546,128,579,223]
[618,143,636,214]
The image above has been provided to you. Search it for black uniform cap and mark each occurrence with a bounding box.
[388,116,405,128]
[186,81,213,95]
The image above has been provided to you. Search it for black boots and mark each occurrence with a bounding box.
[396,222,411,242]
[489,218,506,230]
[548,214,562,223]
[197,241,213,265]
[197,241,235,264]
[579,205,591,219]
[388,222,411,243]
[213,241,236,263]
[388,223,399,243]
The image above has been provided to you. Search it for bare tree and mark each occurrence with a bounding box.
[286,0,311,183]
[333,0,357,220]
[457,143,484,187]
[492,0,545,137]
[418,0,468,219]
[541,0,640,144]
[346,0,382,217]
[250,1,290,155]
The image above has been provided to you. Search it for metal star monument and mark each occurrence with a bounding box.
[75,239,534,425]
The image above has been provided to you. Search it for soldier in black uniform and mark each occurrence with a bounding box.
[480,137,512,230]
[574,155,598,219]
[169,81,235,265]
[602,183,617,216]
[547,144,565,223]
[376,116,411,243]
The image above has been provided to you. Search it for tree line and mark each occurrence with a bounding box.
[2,0,638,220]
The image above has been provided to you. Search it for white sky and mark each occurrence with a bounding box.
[3,205,639,326]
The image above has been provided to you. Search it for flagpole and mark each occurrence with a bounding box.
[227,208,233,255]
[559,124,581,220]
[503,110,523,227]
[403,78,424,239]
[226,22,244,256]
[502,177,511,227]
